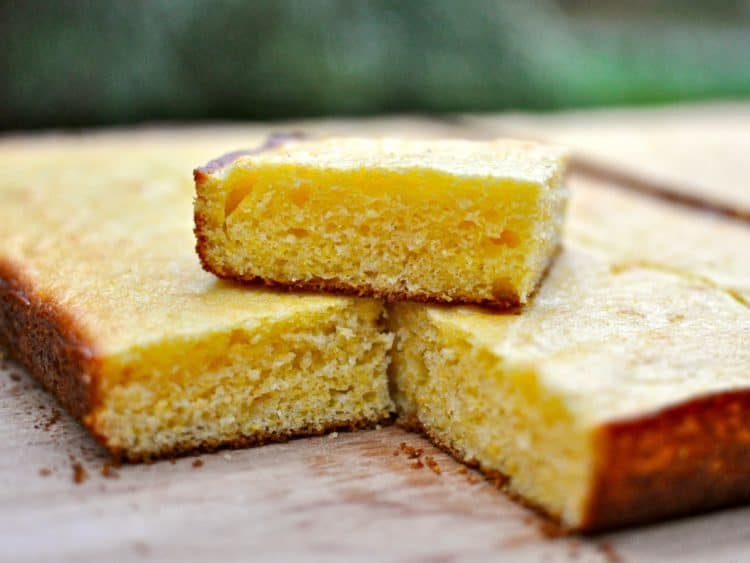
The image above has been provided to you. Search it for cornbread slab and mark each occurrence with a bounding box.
[389,178,750,531]
[194,136,568,308]
[0,134,394,461]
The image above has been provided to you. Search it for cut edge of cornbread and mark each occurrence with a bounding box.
[194,135,568,309]
[387,301,594,529]
[0,258,394,462]
[388,300,750,531]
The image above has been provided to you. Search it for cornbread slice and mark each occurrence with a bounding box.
[0,135,393,461]
[194,136,568,308]
[389,181,750,531]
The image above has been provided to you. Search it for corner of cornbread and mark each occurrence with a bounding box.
[194,136,568,308]
[388,194,750,531]
[91,297,393,460]
[0,137,394,461]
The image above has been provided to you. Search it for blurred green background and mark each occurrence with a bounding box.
[2,0,750,130]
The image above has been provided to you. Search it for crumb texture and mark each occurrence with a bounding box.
[388,301,591,527]
[388,238,750,530]
[195,137,568,305]
[93,301,393,460]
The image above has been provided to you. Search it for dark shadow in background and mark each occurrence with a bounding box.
[1,0,749,130]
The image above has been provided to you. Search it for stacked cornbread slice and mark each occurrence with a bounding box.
[0,136,393,461]
[194,136,567,308]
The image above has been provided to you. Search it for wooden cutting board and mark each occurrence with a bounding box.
[5,357,750,563]
[2,108,750,562]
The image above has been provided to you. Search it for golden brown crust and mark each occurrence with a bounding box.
[0,258,100,422]
[582,390,750,531]
[401,389,750,533]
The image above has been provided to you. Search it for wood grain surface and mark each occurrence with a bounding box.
[6,354,750,563]
[2,107,750,562]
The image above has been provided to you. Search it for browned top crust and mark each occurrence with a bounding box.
[193,131,307,180]
[582,389,750,531]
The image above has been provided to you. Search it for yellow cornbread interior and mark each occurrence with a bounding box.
[93,299,392,460]
[196,138,567,304]
[0,135,394,460]
[388,210,750,529]
[388,303,592,526]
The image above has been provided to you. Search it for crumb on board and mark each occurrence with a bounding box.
[328,431,339,439]
[399,442,424,459]
[72,462,88,484]
[537,519,566,538]
[456,466,468,475]
[101,463,120,479]
[424,455,441,475]
[192,459,204,468]
[467,474,480,485]
[9,372,21,382]
[410,459,424,469]
[38,468,51,477]
[223,452,233,461]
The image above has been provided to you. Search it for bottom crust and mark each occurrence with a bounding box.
[118,414,394,463]
[201,269,523,312]
[583,390,750,531]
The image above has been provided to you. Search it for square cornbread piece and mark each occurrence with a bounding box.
[194,135,568,308]
[389,182,750,531]
[0,133,393,462]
